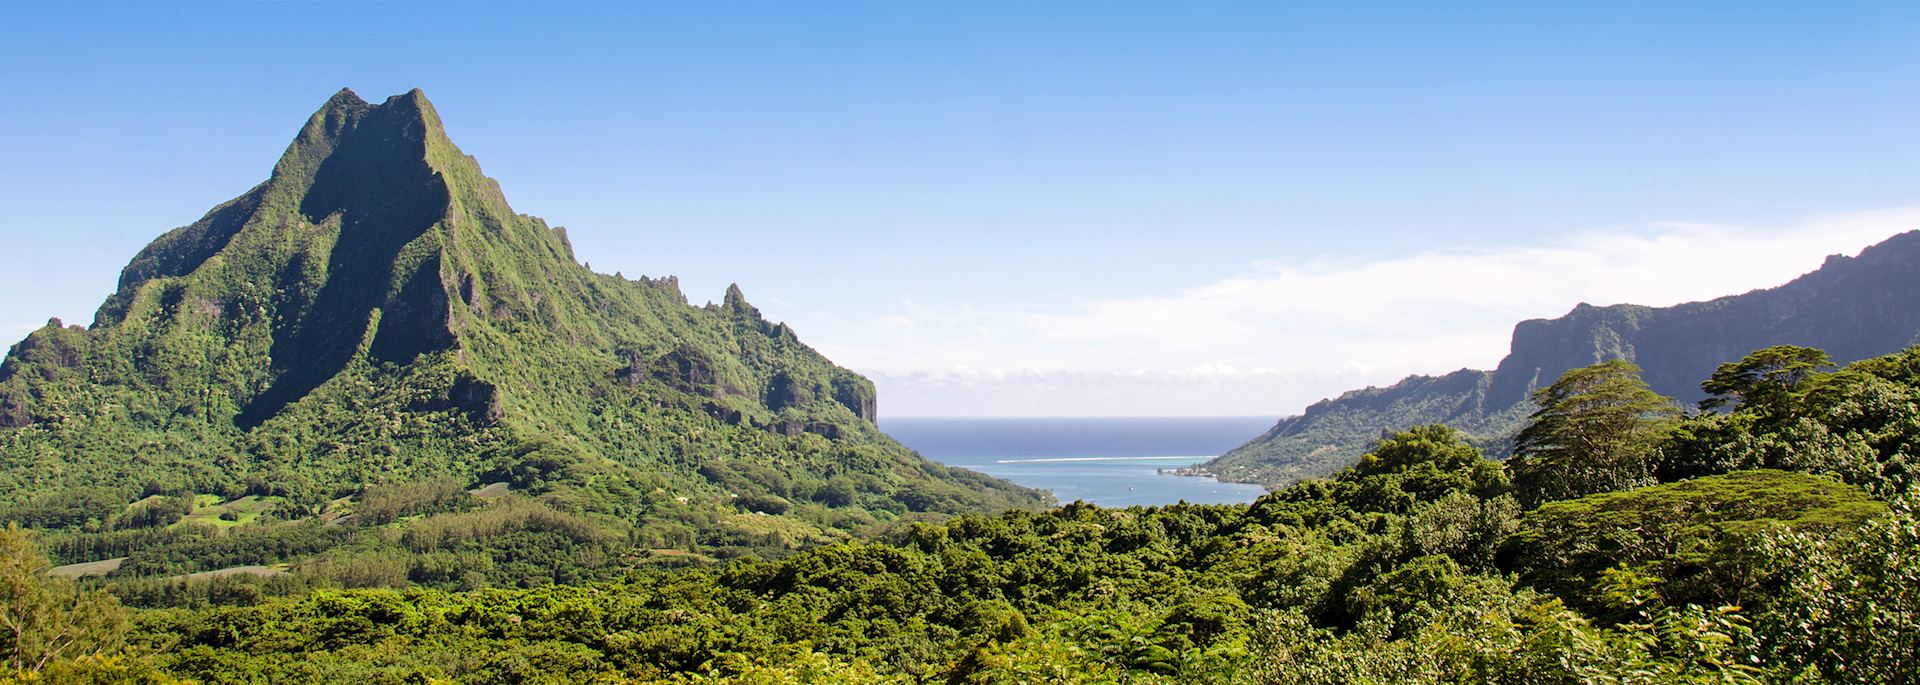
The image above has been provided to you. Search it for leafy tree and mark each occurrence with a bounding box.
[1337,425,1508,512]
[1498,470,1882,619]
[1398,492,1520,574]
[1662,346,1920,494]
[1700,345,1834,414]
[1340,554,1480,637]
[0,527,131,675]
[1508,360,1682,507]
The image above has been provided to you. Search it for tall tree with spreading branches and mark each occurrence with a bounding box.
[1508,360,1682,507]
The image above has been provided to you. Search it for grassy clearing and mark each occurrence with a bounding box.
[175,564,288,582]
[174,494,284,529]
[47,557,125,579]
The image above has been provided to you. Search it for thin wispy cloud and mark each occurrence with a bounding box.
[830,208,1920,416]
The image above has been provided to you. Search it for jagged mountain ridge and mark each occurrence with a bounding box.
[1204,231,1920,486]
[0,89,1042,540]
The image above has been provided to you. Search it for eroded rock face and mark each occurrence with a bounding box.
[1488,231,1920,407]
[0,390,32,428]
[408,374,502,426]
[704,402,744,426]
[652,346,723,397]
[768,419,805,437]
[0,321,85,383]
[641,275,681,297]
[832,376,878,423]
[758,372,877,424]
[765,372,809,411]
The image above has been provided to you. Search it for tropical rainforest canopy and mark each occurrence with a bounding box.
[4,344,1918,683]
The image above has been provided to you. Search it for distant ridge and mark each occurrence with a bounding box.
[1203,230,1920,486]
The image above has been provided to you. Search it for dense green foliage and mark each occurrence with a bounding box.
[1750,492,1920,682]
[1,343,1904,682]
[7,348,1882,682]
[1502,470,1882,618]
[19,419,1877,682]
[1662,345,1920,496]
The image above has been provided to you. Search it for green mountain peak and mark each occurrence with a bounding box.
[0,90,1042,559]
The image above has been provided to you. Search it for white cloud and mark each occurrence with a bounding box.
[818,208,1920,416]
[1023,210,1920,376]
[873,314,916,329]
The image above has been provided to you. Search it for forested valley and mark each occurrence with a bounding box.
[7,343,1918,683]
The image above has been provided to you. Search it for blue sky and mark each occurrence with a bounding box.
[3,1,1919,416]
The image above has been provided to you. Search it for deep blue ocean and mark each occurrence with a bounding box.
[881,417,1274,507]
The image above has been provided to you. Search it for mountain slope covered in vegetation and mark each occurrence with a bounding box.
[1206,232,1920,486]
[0,89,1044,578]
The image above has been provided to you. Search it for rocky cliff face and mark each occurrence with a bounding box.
[0,89,1039,519]
[1205,231,1920,487]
